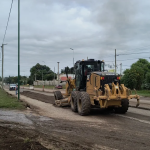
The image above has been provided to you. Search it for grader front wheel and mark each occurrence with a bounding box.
[54,91,63,100]
[71,91,78,112]
[77,92,91,116]
[115,99,129,114]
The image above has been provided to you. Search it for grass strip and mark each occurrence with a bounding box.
[136,90,150,97]
[0,89,25,109]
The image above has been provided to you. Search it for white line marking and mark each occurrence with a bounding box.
[116,114,150,125]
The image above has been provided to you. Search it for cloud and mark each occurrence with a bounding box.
[0,0,150,77]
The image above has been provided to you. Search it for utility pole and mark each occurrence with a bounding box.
[42,61,45,85]
[115,49,116,74]
[35,73,36,81]
[57,62,59,85]
[120,63,122,75]
[54,67,55,86]
[1,44,7,89]
[18,0,20,100]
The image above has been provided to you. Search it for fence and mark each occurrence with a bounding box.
[33,80,66,86]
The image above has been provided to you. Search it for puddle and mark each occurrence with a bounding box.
[0,110,33,125]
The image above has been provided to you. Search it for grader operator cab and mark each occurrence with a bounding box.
[54,59,140,116]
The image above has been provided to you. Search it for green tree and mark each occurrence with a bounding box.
[121,59,146,90]
[131,59,149,78]
[30,63,56,81]
[61,66,74,74]
[27,77,33,85]
[4,76,28,85]
[146,72,150,83]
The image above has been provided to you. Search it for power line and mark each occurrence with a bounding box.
[118,57,150,62]
[2,0,14,44]
[116,45,150,52]
[104,50,150,58]
[118,51,150,56]
[102,47,150,58]
[105,57,150,62]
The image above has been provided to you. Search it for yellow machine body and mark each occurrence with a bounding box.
[54,59,140,115]
[86,73,140,108]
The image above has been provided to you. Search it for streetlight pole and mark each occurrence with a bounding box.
[70,48,74,78]
[57,62,59,85]
[18,0,20,100]
[120,63,122,75]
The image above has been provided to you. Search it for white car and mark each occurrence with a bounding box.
[9,84,16,91]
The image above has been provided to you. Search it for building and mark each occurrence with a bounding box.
[59,74,74,81]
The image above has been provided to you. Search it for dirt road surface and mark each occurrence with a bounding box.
[2,88,150,150]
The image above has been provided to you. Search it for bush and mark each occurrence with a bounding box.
[141,83,150,90]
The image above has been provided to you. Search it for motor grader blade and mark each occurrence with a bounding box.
[55,98,70,107]
[54,91,70,107]
[93,82,140,109]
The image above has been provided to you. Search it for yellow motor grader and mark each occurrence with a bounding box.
[54,59,140,116]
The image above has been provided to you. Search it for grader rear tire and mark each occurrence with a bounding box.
[54,91,63,100]
[71,91,79,112]
[77,92,91,116]
[115,99,129,114]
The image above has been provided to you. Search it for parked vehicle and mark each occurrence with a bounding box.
[55,85,62,89]
[9,84,16,91]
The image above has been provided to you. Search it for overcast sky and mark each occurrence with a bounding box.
[0,0,150,77]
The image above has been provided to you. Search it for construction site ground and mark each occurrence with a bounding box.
[1,87,150,150]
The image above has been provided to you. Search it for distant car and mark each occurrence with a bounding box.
[9,84,16,91]
[55,85,62,89]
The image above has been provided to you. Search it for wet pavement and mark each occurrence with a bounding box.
[0,110,33,125]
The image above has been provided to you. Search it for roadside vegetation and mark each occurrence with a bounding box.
[121,59,150,90]
[0,89,25,109]
[136,90,150,97]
